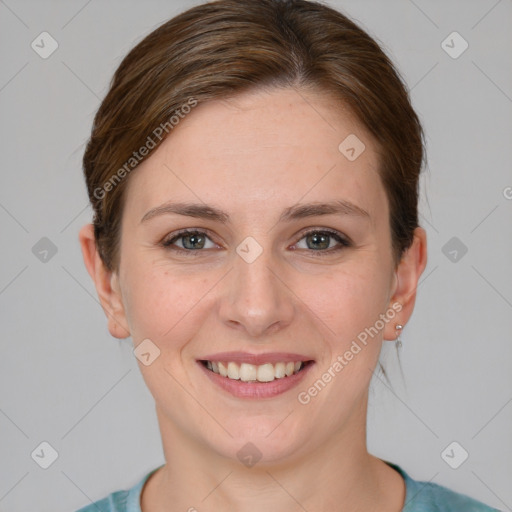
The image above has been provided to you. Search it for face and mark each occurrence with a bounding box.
[109,87,403,464]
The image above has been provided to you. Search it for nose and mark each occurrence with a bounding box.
[218,245,295,339]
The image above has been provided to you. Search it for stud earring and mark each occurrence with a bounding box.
[395,324,403,349]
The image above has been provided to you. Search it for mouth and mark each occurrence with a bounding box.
[197,353,315,399]
[200,359,312,381]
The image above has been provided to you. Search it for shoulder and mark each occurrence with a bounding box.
[404,478,501,512]
[73,466,162,512]
[74,489,128,512]
[386,462,501,512]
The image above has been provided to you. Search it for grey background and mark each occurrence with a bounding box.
[0,0,511,510]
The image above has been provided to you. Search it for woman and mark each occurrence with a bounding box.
[76,0,498,510]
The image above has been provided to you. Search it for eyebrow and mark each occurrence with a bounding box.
[140,199,370,225]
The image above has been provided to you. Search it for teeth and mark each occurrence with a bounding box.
[205,360,305,382]
[257,363,275,382]
[239,363,257,382]
[218,362,228,377]
[227,362,239,380]
[274,362,285,378]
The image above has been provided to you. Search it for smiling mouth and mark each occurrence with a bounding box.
[200,360,313,382]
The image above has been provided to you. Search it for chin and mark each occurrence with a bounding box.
[209,418,314,468]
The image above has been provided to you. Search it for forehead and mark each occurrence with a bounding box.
[124,87,386,223]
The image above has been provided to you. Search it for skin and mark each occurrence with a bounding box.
[80,86,427,511]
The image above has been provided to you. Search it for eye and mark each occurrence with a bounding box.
[161,229,217,253]
[161,228,351,256]
[293,229,351,255]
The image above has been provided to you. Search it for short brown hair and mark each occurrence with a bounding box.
[83,0,425,272]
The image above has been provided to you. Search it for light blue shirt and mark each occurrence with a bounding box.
[75,461,500,511]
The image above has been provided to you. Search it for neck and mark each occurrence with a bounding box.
[142,394,404,512]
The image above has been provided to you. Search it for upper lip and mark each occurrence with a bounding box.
[199,352,314,365]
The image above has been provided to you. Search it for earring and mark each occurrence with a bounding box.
[395,324,403,349]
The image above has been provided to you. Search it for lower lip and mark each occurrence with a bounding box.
[198,361,314,399]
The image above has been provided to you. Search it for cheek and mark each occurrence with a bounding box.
[301,261,391,341]
[296,265,389,411]
[121,261,209,342]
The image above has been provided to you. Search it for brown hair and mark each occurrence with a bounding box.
[83,0,425,272]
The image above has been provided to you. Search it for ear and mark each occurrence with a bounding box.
[383,227,428,341]
[78,224,131,339]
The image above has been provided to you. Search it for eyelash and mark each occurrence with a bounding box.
[161,228,351,257]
